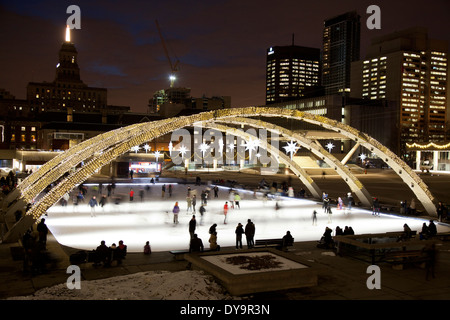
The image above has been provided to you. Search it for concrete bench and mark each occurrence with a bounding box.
[254,238,294,250]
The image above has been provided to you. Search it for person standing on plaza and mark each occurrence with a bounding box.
[189,215,197,239]
[89,196,98,217]
[235,223,244,249]
[223,201,229,224]
[245,219,255,249]
[37,218,49,249]
[173,201,180,224]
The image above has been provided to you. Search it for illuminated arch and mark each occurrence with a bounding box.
[207,118,373,207]
[1,107,437,241]
[201,122,322,198]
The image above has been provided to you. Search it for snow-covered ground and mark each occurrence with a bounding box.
[8,270,235,300]
[44,182,450,253]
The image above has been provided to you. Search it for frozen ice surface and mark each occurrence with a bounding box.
[45,183,450,253]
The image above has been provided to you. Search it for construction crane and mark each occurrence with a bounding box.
[155,20,179,88]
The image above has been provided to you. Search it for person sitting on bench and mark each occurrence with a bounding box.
[282,231,294,249]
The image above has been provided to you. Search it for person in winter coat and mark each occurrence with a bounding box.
[173,202,180,224]
[235,223,244,249]
[189,215,197,239]
[244,219,256,249]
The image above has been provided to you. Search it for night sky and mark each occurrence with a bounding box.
[1,0,449,113]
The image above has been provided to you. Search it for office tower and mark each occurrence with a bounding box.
[351,27,448,150]
[322,11,361,95]
[27,26,108,118]
[265,45,321,105]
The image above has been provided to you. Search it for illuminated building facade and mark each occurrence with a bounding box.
[265,45,321,104]
[26,26,108,118]
[351,27,448,155]
[322,11,361,96]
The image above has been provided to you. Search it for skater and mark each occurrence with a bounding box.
[199,204,206,225]
[99,195,107,208]
[223,202,229,224]
[323,197,330,213]
[173,202,180,224]
[189,215,196,239]
[312,210,317,226]
[168,184,172,198]
[337,197,343,210]
[129,188,134,201]
[89,196,98,217]
[228,190,235,209]
[213,185,219,198]
[235,223,244,249]
[192,194,197,213]
[372,198,380,216]
[346,193,353,212]
[186,196,192,213]
[245,219,255,249]
[162,184,166,198]
[234,193,241,209]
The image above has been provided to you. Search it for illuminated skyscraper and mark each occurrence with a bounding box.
[322,11,361,95]
[351,27,448,153]
[265,45,321,105]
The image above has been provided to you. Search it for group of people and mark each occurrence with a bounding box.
[323,192,354,213]
[94,240,127,267]
[187,218,257,253]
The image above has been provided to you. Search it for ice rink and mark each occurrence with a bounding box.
[44,181,450,252]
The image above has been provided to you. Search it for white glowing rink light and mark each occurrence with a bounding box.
[45,183,450,252]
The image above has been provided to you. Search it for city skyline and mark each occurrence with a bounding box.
[0,0,449,113]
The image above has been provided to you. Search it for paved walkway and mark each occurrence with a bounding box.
[1,230,449,300]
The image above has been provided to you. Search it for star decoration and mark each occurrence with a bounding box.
[179,145,189,158]
[199,143,209,158]
[131,145,140,153]
[154,151,161,162]
[143,144,151,153]
[283,140,300,160]
[325,142,335,153]
[228,142,235,152]
[243,138,260,158]
[359,153,367,161]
